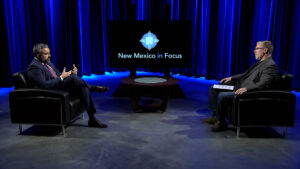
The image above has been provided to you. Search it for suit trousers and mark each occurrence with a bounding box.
[60,75,96,118]
[208,86,235,122]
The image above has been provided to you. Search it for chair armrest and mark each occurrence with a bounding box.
[230,90,296,126]
[235,90,295,101]
[9,88,69,99]
[9,88,71,124]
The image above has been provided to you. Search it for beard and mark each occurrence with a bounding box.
[40,57,50,63]
[36,55,50,63]
[255,54,263,61]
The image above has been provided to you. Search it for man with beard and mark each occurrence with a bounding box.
[27,43,109,128]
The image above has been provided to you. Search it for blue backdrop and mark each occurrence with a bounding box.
[0,0,300,90]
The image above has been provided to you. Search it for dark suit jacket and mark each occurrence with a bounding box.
[231,57,278,91]
[27,58,62,89]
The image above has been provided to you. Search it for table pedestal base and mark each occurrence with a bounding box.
[129,87,171,113]
[121,76,179,113]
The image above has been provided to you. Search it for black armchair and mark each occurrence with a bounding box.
[9,71,85,136]
[227,73,296,138]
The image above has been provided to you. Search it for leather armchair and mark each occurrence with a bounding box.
[227,73,296,138]
[9,71,85,136]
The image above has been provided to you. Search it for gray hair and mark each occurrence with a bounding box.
[258,40,273,54]
[33,43,48,57]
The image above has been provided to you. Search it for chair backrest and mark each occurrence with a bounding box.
[274,72,293,91]
[12,71,28,89]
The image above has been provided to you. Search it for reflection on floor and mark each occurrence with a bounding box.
[0,71,299,169]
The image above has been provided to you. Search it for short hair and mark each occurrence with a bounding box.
[33,43,48,57]
[258,40,273,54]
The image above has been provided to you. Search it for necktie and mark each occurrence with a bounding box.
[44,63,57,78]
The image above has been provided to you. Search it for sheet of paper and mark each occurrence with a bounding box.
[213,84,234,90]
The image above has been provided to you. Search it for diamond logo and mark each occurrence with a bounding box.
[140,31,159,51]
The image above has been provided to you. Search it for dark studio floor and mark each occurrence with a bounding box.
[0,71,300,169]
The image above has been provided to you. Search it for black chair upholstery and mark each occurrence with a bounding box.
[227,73,296,138]
[9,71,85,135]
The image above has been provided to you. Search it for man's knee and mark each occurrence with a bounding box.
[209,85,217,95]
[70,75,85,85]
[217,92,234,103]
[63,75,86,88]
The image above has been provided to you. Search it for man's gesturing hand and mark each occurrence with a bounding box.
[61,67,72,79]
[72,64,78,75]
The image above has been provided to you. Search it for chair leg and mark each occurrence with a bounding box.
[236,127,240,139]
[62,126,66,137]
[19,124,22,135]
[283,127,287,137]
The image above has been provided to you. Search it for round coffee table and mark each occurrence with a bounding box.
[122,76,179,112]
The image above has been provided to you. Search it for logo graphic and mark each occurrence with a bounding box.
[140,31,159,51]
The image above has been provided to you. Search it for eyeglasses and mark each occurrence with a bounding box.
[254,47,265,50]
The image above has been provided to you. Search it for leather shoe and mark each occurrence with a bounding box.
[91,86,109,93]
[211,120,227,132]
[88,119,108,128]
[202,116,218,124]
